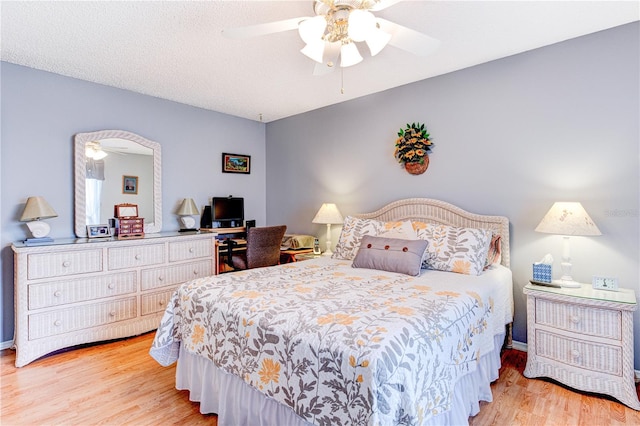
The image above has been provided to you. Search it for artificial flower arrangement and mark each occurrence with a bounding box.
[394,122,434,175]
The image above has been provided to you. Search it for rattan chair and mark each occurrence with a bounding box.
[229,225,287,270]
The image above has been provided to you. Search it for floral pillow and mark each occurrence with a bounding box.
[484,234,502,270]
[411,221,493,275]
[332,217,415,260]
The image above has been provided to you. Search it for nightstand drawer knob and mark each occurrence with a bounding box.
[571,349,580,359]
[109,311,116,317]
[189,247,195,253]
[569,315,580,324]
[53,290,61,297]
[108,283,115,289]
[135,254,142,260]
[54,320,61,327]
[62,261,70,268]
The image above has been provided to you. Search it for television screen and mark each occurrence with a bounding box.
[212,197,244,222]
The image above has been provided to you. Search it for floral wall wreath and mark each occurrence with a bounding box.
[394,122,434,175]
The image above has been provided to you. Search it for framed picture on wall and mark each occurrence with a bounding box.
[222,153,251,174]
[122,175,138,194]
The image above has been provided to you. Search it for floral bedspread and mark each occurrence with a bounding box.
[150,257,512,425]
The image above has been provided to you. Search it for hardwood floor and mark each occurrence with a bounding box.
[1,332,639,425]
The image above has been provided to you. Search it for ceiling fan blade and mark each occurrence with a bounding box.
[369,0,403,12]
[377,18,441,56]
[223,17,309,39]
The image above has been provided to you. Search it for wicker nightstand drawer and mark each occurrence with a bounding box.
[535,329,622,376]
[535,298,622,340]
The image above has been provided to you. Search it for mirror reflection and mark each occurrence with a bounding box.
[75,130,162,237]
[85,138,153,225]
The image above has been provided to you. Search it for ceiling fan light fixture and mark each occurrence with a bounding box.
[365,26,392,56]
[348,9,376,42]
[340,41,363,67]
[301,41,325,63]
[85,142,108,160]
[298,15,326,44]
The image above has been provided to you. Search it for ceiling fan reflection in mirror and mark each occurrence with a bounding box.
[223,0,440,75]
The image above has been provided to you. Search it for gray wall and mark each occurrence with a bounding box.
[1,63,266,341]
[266,23,640,367]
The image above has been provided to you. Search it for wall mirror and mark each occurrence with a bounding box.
[74,130,162,237]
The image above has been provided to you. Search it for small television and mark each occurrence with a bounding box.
[211,196,244,228]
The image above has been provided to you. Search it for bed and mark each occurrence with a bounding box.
[150,198,513,425]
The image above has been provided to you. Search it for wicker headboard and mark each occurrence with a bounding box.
[354,198,510,268]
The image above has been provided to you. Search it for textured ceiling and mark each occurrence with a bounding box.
[2,1,638,122]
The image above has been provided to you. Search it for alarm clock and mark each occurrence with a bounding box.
[592,275,619,291]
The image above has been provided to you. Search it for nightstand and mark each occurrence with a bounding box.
[523,283,640,410]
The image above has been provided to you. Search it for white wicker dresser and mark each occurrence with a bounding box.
[12,232,218,367]
[523,283,640,410]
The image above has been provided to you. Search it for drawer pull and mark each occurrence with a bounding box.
[135,254,142,260]
[571,349,580,359]
[54,319,61,327]
[109,311,116,317]
[159,300,166,306]
[62,261,71,268]
[189,247,195,253]
[158,276,164,282]
[193,270,199,275]
[569,315,580,324]
[107,283,115,289]
[53,290,61,297]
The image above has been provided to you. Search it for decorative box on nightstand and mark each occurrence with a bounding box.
[523,283,640,410]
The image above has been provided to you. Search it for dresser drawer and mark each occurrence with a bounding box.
[141,290,174,316]
[28,272,136,310]
[28,297,137,340]
[27,250,102,280]
[535,299,622,340]
[169,239,213,262]
[141,259,212,291]
[535,329,622,376]
[108,244,164,269]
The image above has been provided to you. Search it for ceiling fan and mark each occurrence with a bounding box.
[223,0,440,75]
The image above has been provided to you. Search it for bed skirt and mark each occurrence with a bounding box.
[174,332,505,426]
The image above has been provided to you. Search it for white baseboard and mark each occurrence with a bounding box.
[511,339,527,352]
[510,340,640,383]
[1,340,13,351]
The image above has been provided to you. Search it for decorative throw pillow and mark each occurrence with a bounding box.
[412,222,493,276]
[352,235,428,277]
[332,217,415,260]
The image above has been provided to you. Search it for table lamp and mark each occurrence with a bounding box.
[535,201,601,287]
[312,203,343,256]
[20,196,58,244]
[176,198,200,232]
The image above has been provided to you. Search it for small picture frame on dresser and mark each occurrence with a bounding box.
[87,224,112,238]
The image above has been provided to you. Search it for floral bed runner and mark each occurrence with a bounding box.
[150,257,512,425]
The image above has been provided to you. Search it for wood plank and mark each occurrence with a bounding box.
[1,333,639,425]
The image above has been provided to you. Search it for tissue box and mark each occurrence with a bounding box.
[533,263,552,283]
